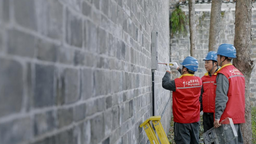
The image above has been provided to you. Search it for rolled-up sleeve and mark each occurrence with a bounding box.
[215,74,229,120]
[162,72,176,91]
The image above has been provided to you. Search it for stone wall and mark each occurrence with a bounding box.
[0,0,171,144]
[170,3,256,106]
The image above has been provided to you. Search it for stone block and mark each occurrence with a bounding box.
[122,133,128,144]
[117,0,122,7]
[66,8,83,48]
[112,106,120,130]
[106,96,112,109]
[0,30,2,52]
[121,102,129,123]
[109,128,121,144]
[57,47,74,65]
[73,103,85,122]
[120,120,131,136]
[8,29,36,58]
[84,120,91,144]
[98,28,108,54]
[31,136,56,144]
[59,0,82,12]
[0,117,33,144]
[104,109,112,136]
[116,40,122,60]
[0,58,23,118]
[91,6,101,24]
[129,100,133,118]
[111,71,120,93]
[112,94,118,106]
[55,68,64,106]
[93,0,100,9]
[86,20,98,53]
[36,0,63,40]
[102,137,110,144]
[26,63,33,111]
[81,68,93,100]
[85,100,97,117]
[36,39,59,62]
[14,0,37,31]
[57,107,73,128]
[73,124,82,144]
[101,0,109,16]
[55,129,74,144]
[105,71,112,94]
[91,114,104,144]
[94,70,107,96]
[1,0,9,22]
[108,34,117,57]
[96,56,108,68]
[84,52,96,67]
[74,50,86,66]
[63,68,80,104]
[97,97,106,112]
[82,1,91,16]
[34,64,55,108]
[121,41,126,60]
[34,111,57,136]
[110,1,117,23]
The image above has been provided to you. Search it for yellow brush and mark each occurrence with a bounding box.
[158,63,174,66]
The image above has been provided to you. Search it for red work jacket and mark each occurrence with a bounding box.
[216,64,245,124]
[201,73,217,113]
[173,74,202,123]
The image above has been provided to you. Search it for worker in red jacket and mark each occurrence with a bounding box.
[214,44,245,144]
[200,51,218,132]
[162,56,202,144]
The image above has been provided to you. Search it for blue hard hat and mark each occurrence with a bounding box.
[181,56,199,72]
[203,51,217,61]
[217,44,236,58]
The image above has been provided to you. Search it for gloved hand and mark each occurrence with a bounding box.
[169,62,179,69]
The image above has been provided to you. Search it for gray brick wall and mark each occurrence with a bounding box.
[0,0,171,144]
[170,3,256,106]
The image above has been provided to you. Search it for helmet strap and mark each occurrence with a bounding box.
[209,61,217,76]
[219,56,227,67]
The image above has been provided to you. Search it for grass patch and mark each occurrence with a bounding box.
[252,107,256,144]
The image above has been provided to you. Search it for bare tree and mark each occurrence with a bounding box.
[208,0,222,51]
[233,0,254,143]
[189,0,196,56]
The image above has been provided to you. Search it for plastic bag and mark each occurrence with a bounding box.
[203,118,238,144]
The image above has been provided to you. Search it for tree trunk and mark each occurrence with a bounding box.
[208,0,222,51]
[189,0,195,56]
[233,0,254,143]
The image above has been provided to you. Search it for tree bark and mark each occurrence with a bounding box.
[233,0,254,143]
[189,0,196,56]
[208,0,222,51]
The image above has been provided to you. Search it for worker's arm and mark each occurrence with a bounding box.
[214,74,229,127]
[177,68,182,74]
[162,71,176,91]
[199,86,204,112]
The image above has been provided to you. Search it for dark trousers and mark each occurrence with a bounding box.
[174,122,200,144]
[203,112,214,132]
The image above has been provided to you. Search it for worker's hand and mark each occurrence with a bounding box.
[214,119,221,128]
[169,62,179,70]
